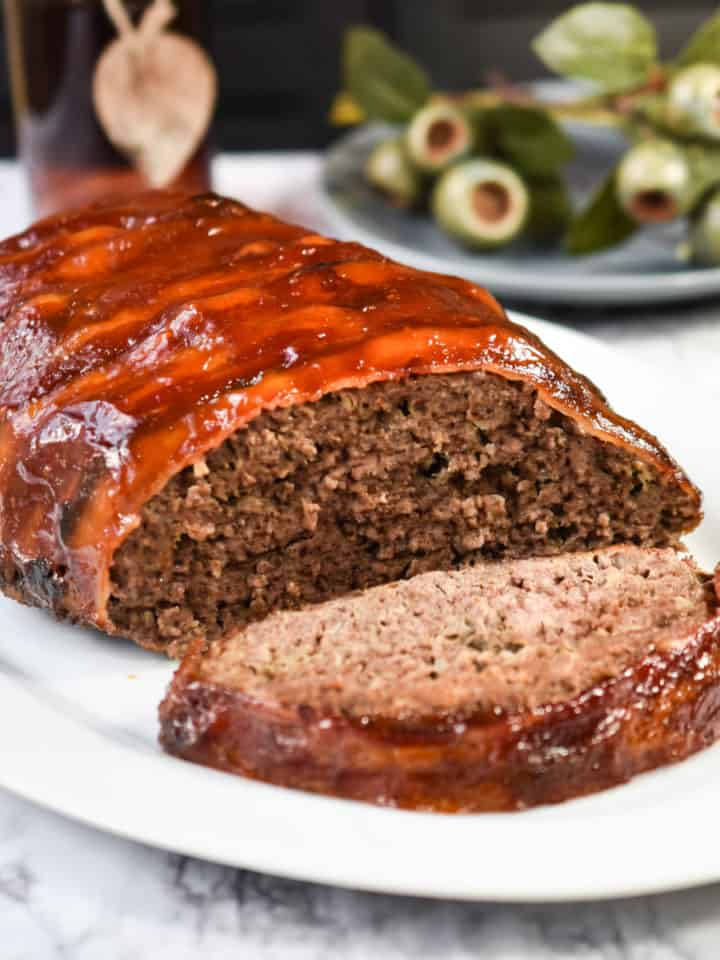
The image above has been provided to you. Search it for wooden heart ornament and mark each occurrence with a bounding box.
[93,0,217,187]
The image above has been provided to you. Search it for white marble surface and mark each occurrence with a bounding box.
[2,155,720,958]
[4,788,720,960]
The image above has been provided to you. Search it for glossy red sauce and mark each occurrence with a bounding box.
[0,191,700,627]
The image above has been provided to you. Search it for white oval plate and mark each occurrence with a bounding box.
[321,122,720,306]
[1,314,719,903]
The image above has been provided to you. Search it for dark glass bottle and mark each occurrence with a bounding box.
[3,0,213,216]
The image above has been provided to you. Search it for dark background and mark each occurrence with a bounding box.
[0,0,715,155]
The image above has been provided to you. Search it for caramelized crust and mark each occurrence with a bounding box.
[0,191,701,633]
[159,574,720,813]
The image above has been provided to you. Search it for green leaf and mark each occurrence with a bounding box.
[343,27,430,123]
[465,105,494,154]
[565,171,637,254]
[676,12,720,67]
[488,105,574,176]
[527,176,573,240]
[682,143,720,209]
[532,3,658,93]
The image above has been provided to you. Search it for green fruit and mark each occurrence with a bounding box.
[690,188,720,265]
[616,140,691,224]
[667,63,720,140]
[365,138,421,208]
[431,159,529,249]
[405,101,472,174]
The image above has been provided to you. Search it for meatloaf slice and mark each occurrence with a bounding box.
[159,546,720,812]
[110,371,699,655]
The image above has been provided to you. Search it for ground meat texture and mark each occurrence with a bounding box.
[159,547,720,813]
[109,371,699,655]
[189,546,711,718]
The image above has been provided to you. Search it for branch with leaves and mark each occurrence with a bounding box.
[335,4,720,263]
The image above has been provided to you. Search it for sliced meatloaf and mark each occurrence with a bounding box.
[0,191,701,654]
[160,547,720,812]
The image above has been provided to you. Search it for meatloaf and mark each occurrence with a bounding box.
[0,191,701,654]
[160,547,720,812]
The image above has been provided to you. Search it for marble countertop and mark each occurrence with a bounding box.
[2,155,720,959]
[4,787,720,960]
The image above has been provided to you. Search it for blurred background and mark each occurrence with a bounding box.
[0,0,715,156]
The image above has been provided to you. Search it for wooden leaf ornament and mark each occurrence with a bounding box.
[93,0,217,187]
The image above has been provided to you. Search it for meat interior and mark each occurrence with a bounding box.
[195,547,712,718]
[109,371,699,654]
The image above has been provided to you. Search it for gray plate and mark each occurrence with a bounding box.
[321,121,720,306]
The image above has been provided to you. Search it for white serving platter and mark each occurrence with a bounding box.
[1,314,719,902]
